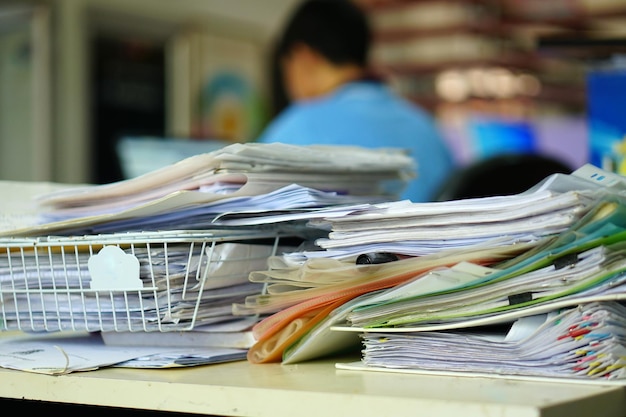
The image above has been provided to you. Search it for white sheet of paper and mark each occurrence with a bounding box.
[0,332,246,374]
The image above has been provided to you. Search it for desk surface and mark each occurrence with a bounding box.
[1,355,625,417]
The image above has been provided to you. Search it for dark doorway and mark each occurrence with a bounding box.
[90,35,165,184]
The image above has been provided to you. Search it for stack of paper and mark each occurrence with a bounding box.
[1,143,414,237]
[288,164,626,261]
[235,165,626,364]
[349,301,626,382]
[328,193,626,382]
[308,188,597,260]
[0,143,416,367]
[342,195,626,329]
[237,168,613,320]
[0,232,295,333]
[236,225,540,363]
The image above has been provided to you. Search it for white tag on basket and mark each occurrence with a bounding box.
[88,245,143,291]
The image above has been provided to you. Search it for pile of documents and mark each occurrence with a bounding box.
[342,190,626,329]
[0,142,415,372]
[297,165,618,260]
[220,164,626,377]
[328,190,626,382]
[338,301,626,382]
[0,231,292,332]
[238,167,621,347]
[2,142,414,237]
[237,167,610,318]
[5,144,626,380]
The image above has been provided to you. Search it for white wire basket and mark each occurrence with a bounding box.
[0,230,287,333]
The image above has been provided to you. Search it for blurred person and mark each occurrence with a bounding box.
[256,0,456,202]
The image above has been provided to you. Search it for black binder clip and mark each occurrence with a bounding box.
[553,252,579,270]
[356,252,399,265]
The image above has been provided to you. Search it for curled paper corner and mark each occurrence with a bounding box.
[87,245,143,291]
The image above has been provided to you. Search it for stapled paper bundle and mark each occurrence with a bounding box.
[346,301,626,382]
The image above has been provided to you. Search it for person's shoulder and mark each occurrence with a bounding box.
[255,104,316,144]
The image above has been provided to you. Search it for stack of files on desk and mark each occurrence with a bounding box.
[235,166,626,364]
[0,142,414,237]
[0,232,294,333]
[0,143,414,363]
[329,195,626,382]
[241,241,535,364]
[342,301,626,383]
[238,166,612,320]
[341,194,626,330]
[286,164,626,261]
[309,189,594,259]
[237,237,564,363]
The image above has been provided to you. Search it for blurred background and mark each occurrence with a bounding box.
[1,0,626,185]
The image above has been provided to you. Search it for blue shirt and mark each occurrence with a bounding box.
[256,81,455,202]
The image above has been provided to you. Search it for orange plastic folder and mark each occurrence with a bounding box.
[247,295,354,363]
[244,242,533,363]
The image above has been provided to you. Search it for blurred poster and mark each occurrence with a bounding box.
[168,30,268,143]
[587,65,626,174]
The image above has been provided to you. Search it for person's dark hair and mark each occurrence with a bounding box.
[277,0,371,67]
[269,0,371,116]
